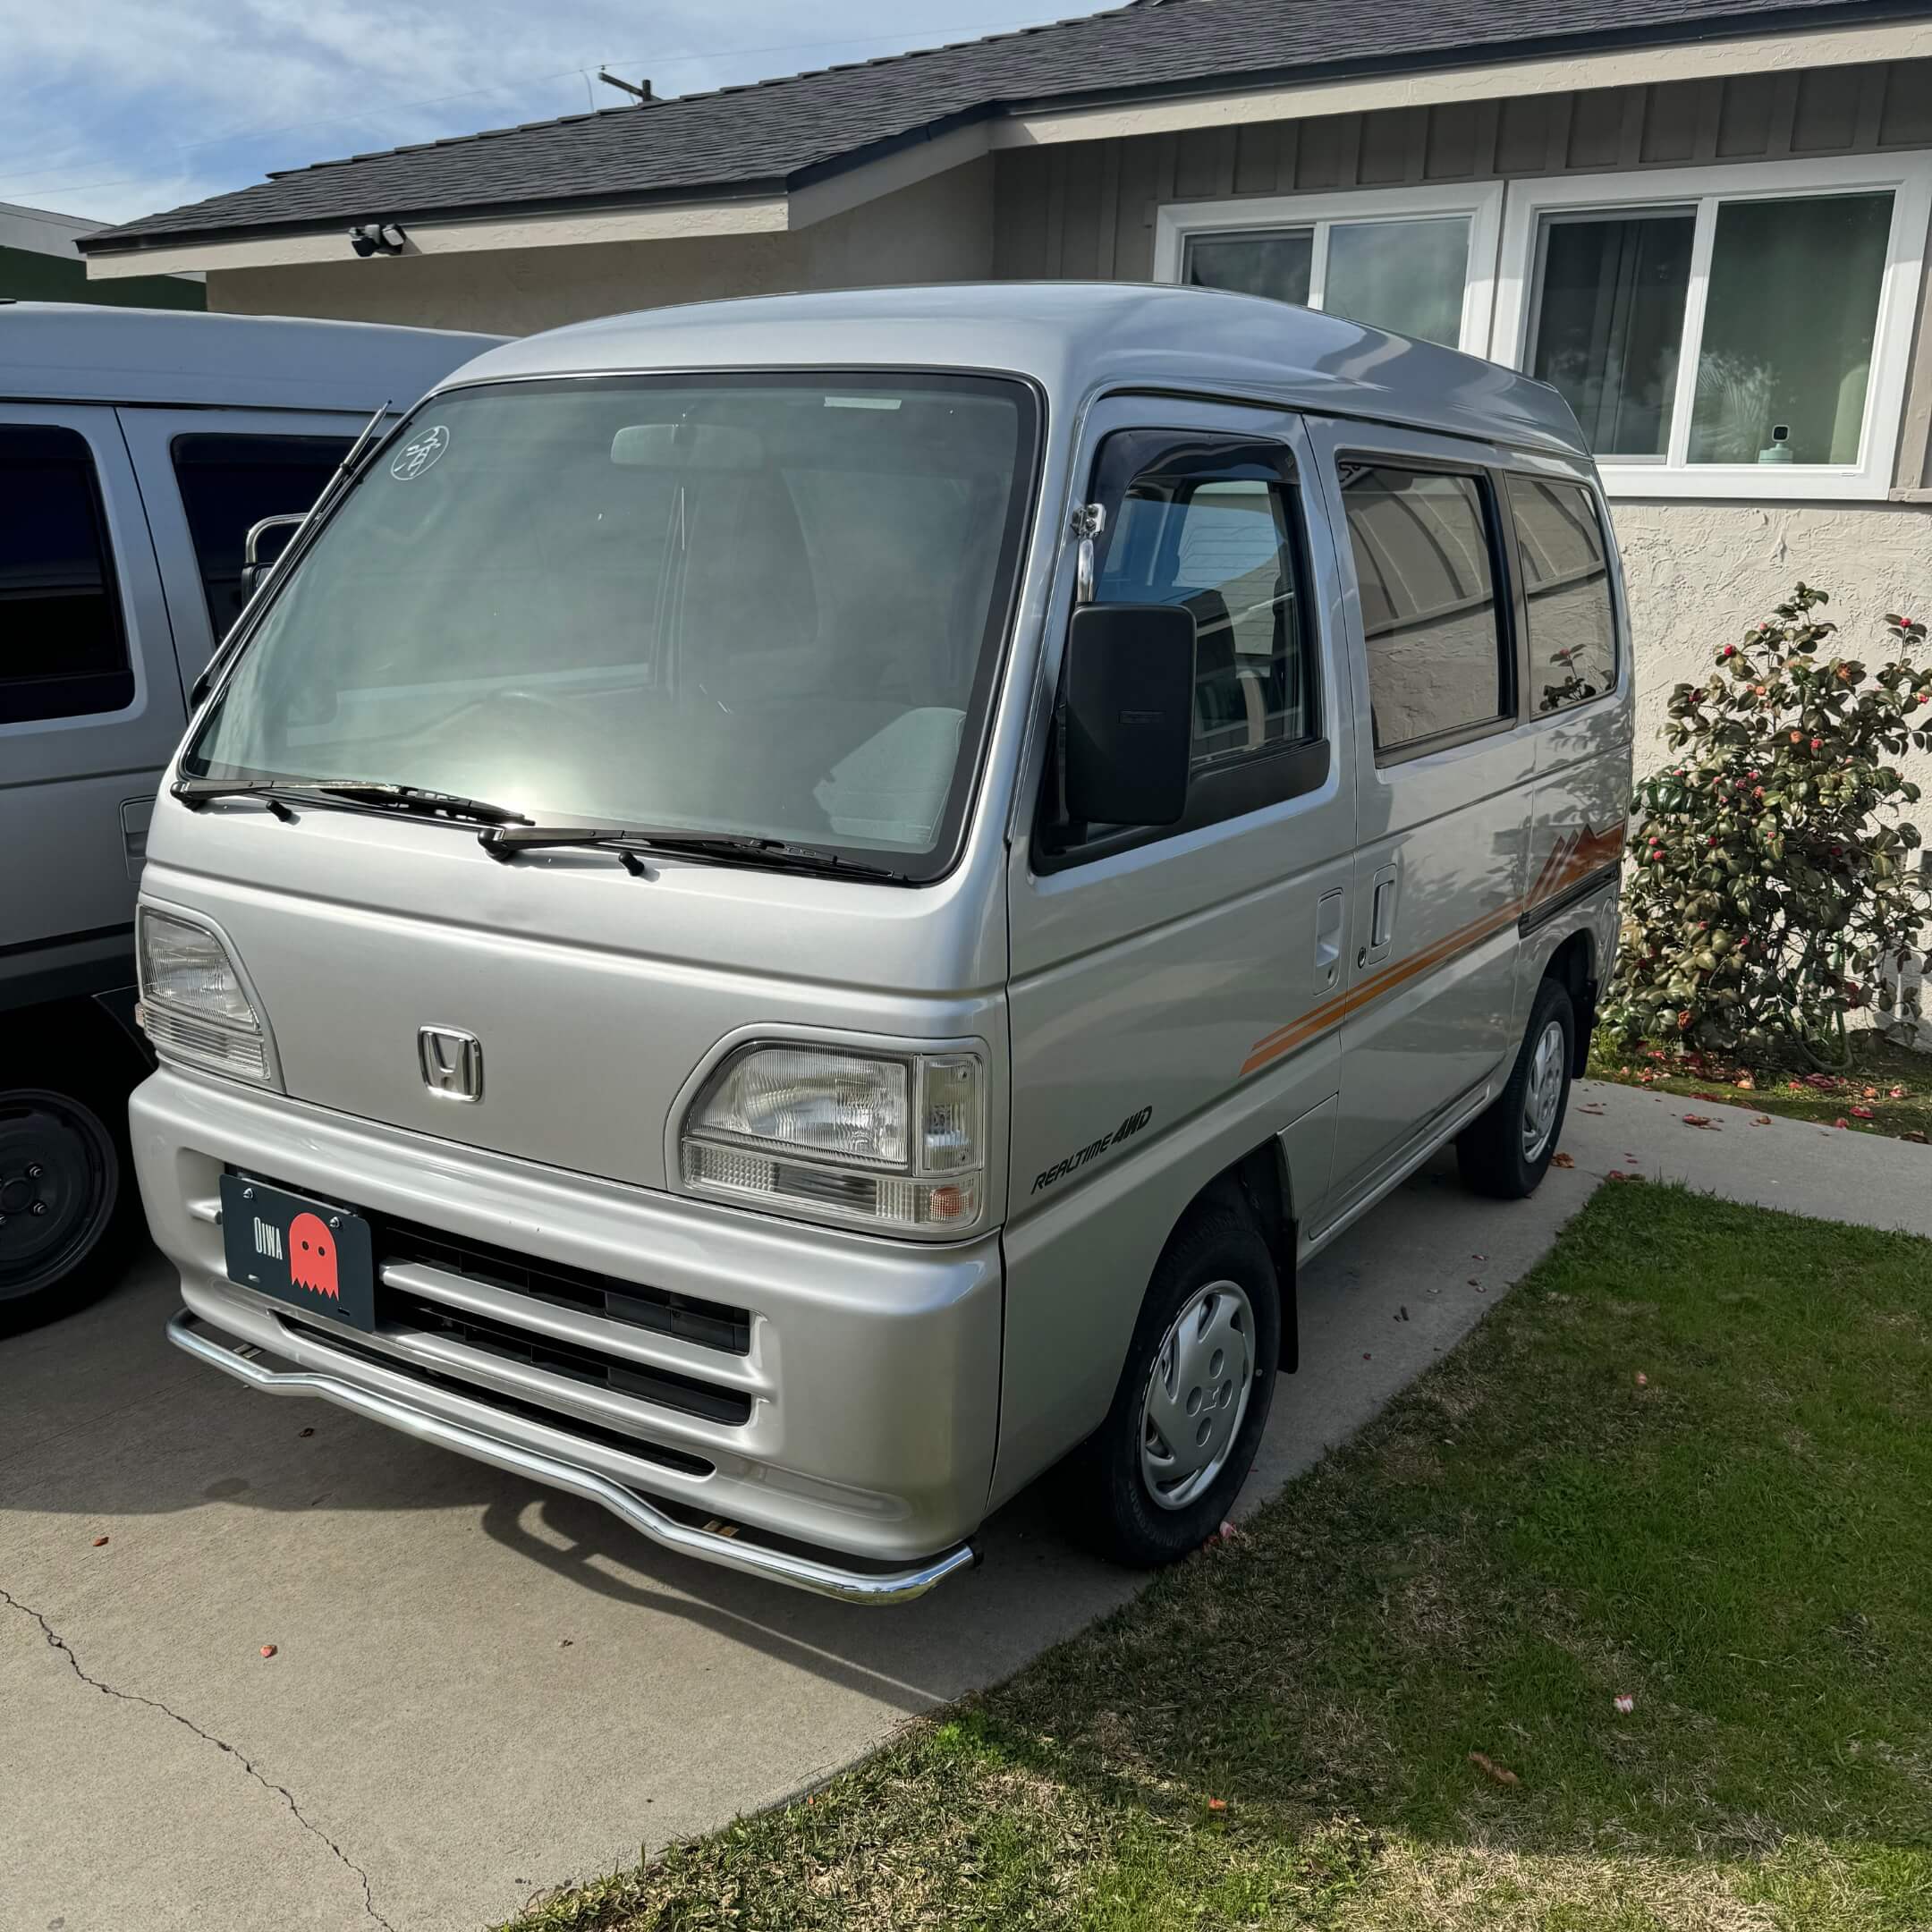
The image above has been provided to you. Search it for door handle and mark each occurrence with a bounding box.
[1314,887,1343,990]
[120,796,154,880]
[1366,863,1399,963]
[1372,877,1396,949]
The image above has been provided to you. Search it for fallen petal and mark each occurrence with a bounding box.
[1468,1750,1520,1788]
[1614,1694,1636,1715]
[1635,1373,1648,1387]
[1207,1797,1228,1812]
[259,1645,277,1659]
[90,1535,109,1548]
[1552,1151,1575,1168]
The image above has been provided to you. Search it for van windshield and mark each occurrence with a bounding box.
[181,373,1038,877]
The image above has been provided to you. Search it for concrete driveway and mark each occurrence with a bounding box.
[6,1081,1929,1932]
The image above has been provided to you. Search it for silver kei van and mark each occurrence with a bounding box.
[131,284,1632,1604]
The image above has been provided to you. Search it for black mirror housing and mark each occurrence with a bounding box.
[1062,602,1195,827]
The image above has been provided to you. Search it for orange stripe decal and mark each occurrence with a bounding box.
[1240,821,1622,1080]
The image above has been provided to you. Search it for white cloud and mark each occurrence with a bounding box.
[0,0,1104,225]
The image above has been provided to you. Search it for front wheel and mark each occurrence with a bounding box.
[1062,1204,1282,1566]
[1456,977,1575,1200]
[0,1080,139,1335]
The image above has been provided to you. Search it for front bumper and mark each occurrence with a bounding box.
[165,1309,979,1604]
[131,1068,1003,1598]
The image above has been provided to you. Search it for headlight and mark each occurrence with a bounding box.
[681,1045,984,1234]
[135,907,279,1087]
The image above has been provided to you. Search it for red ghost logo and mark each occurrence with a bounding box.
[288,1213,339,1300]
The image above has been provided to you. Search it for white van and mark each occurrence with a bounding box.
[130,285,1631,1601]
[0,304,499,1330]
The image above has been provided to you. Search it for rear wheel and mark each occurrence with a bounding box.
[1062,1203,1281,1566]
[1456,976,1575,1200]
[0,1055,141,1335]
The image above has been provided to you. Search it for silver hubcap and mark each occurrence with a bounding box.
[1521,1018,1567,1163]
[1140,1279,1255,1512]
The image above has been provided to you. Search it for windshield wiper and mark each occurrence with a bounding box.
[478,821,906,881]
[173,777,532,827]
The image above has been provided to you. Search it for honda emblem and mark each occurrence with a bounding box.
[418,1025,483,1103]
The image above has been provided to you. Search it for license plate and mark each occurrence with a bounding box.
[219,1175,375,1332]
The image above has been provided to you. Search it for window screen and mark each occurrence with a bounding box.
[171,434,352,637]
[1340,464,1506,753]
[0,424,131,725]
[1507,476,1617,714]
[1092,433,1313,768]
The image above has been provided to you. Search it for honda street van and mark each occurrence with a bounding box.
[130,284,1631,1603]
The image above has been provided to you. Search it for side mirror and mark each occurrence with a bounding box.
[1062,603,1195,827]
[239,512,305,602]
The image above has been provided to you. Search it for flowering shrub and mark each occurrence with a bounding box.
[1602,586,1932,1065]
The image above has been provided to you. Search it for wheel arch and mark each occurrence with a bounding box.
[1544,928,1597,1075]
[1191,1138,1298,1373]
[0,993,149,1097]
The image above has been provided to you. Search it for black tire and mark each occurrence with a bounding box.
[0,1049,143,1336]
[1062,1202,1282,1567]
[1456,976,1576,1200]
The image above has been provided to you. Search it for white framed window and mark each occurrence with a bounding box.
[1492,153,1932,501]
[1153,182,1504,355]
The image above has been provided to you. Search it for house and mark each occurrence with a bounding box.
[77,0,1932,751]
[2,201,203,309]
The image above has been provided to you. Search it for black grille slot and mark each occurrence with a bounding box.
[381,1288,753,1428]
[379,1218,750,1356]
[277,1315,716,1477]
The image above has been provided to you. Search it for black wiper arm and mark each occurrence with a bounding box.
[172,777,532,827]
[478,822,904,881]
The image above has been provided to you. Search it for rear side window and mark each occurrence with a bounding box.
[1507,475,1617,714]
[171,434,352,637]
[1339,463,1508,756]
[0,424,132,725]
[1093,433,1314,767]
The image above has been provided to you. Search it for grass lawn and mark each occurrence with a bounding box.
[1587,1030,1932,1142]
[506,1185,1932,1932]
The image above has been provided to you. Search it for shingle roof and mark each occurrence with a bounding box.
[85,0,1899,253]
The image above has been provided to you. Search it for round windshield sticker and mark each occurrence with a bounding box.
[390,424,450,480]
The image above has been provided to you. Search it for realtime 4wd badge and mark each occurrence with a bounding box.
[1031,1106,1153,1194]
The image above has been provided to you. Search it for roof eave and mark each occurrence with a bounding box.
[80,0,1932,266]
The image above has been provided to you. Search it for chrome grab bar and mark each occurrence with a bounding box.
[166,1309,979,1606]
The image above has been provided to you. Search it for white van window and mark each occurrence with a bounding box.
[1095,436,1311,767]
[171,434,352,637]
[0,424,131,726]
[1506,476,1617,714]
[180,376,1036,878]
[1340,464,1507,754]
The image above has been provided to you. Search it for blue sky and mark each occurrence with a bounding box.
[1,1,1112,227]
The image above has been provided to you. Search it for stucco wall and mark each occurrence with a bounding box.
[207,159,995,335]
[1613,498,1932,785]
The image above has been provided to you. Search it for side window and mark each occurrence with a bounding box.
[0,424,133,726]
[1093,434,1314,767]
[171,434,352,637]
[1506,475,1617,714]
[1339,462,1509,757]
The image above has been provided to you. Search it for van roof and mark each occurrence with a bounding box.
[440,283,1589,461]
[0,303,504,412]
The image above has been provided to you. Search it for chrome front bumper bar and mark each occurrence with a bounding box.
[166,1309,980,1606]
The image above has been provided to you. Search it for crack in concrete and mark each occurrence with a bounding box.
[1,1586,395,1932]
